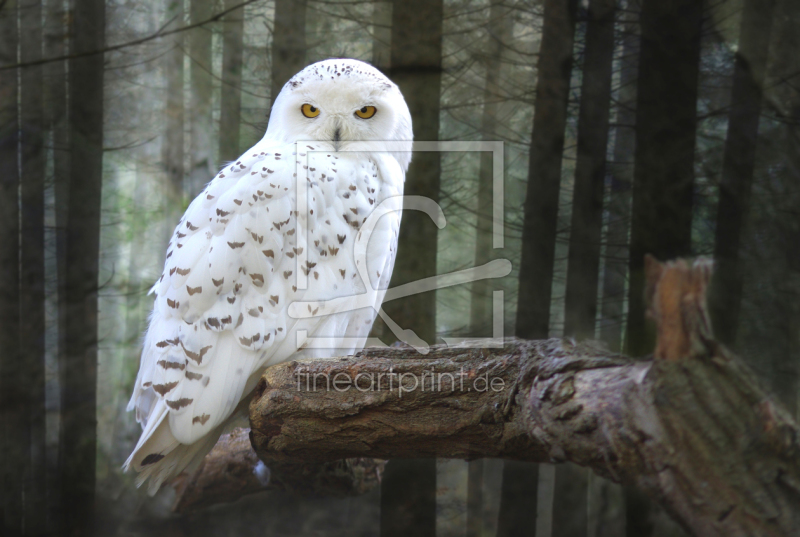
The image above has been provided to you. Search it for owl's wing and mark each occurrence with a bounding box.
[125,142,403,492]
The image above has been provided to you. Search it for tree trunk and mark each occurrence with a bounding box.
[378,1,444,535]
[563,0,616,341]
[599,0,639,353]
[58,0,105,533]
[384,0,443,346]
[271,0,307,105]
[468,4,512,534]
[188,0,215,196]
[511,0,578,534]
[515,0,579,340]
[709,0,777,347]
[172,427,384,513]
[557,1,617,534]
[249,257,800,537]
[20,0,47,533]
[625,0,703,358]
[0,0,21,532]
[162,0,185,251]
[218,0,245,163]
[371,1,392,72]
[624,2,703,535]
[43,0,69,531]
[470,0,511,337]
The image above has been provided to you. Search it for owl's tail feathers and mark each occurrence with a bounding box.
[123,403,223,496]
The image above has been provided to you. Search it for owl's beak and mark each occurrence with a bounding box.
[333,122,341,151]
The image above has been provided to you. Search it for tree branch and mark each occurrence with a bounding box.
[0,0,260,71]
[244,257,800,537]
[172,426,384,513]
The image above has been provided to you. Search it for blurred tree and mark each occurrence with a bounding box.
[0,0,22,533]
[58,0,105,534]
[371,1,391,72]
[162,0,186,250]
[710,0,777,347]
[188,0,216,195]
[271,0,308,104]
[515,0,578,342]
[20,0,47,533]
[624,0,703,535]
[600,0,638,353]
[43,0,69,528]
[468,2,512,535]
[563,0,616,342]
[219,0,245,163]
[380,1,444,536]
[508,0,578,535]
[557,1,617,533]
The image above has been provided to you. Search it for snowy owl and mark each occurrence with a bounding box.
[124,59,412,493]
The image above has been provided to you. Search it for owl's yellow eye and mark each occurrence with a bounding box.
[301,104,320,118]
[355,106,377,119]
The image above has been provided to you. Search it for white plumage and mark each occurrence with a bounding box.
[125,59,412,493]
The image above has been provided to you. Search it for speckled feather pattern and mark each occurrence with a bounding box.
[125,59,411,493]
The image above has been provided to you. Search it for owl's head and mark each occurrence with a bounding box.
[265,59,413,171]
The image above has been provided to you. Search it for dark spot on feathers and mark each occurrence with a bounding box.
[337,234,346,244]
[185,371,203,381]
[153,382,179,396]
[166,398,193,410]
[192,414,210,425]
[227,241,245,249]
[141,453,165,466]
[181,342,213,364]
[176,268,190,276]
[186,222,199,231]
[340,269,346,279]
[283,270,292,279]
[157,359,185,371]
[262,249,274,258]
[187,285,202,296]
[167,298,179,309]
[212,277,224,287]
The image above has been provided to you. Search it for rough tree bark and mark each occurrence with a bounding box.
[238,256,800,537]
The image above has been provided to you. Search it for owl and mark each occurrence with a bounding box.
[124,59,413,493]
